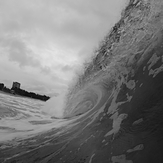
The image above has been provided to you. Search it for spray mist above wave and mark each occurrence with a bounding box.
[41,91,68,118]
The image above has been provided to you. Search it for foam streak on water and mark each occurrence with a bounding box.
[0,92,73,142]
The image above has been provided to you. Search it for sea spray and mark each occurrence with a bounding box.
[41,91,68,118]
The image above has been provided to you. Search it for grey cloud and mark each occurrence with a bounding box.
[0,0,124,50]
[24,78,66,95]
[0,0,127,94]
[0,37,41,68]
[61,65,74,72]
[41,66,52,75]
[29,84,66,96]
[51,74,69,85]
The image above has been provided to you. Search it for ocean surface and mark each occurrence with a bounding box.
[1,0,163,162]
[0,92,72,142]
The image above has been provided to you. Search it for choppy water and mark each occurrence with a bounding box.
[0,93,72,142]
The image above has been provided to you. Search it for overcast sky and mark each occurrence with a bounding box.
[0,0,128,96]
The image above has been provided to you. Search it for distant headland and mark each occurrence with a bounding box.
[0,82,50,101]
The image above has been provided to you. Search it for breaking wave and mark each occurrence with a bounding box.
[41,91,67,118]
[2,0,163,162]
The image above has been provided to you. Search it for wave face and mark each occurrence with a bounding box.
[1,0,163,162]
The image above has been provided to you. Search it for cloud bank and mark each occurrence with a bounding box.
[0,0,128,96]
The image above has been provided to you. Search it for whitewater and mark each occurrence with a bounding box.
[0,82,105,142]
[0,92,70,142]
[1,0,163,162]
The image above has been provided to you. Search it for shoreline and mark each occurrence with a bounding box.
[0,90,46,102]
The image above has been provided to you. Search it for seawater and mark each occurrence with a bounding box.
[0,92,71,142]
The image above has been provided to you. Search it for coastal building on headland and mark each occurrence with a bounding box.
[12,82,21,89]
[0,81,50,101]
[0,83,4,90]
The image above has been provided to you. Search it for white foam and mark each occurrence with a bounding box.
[41,91,68,118]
